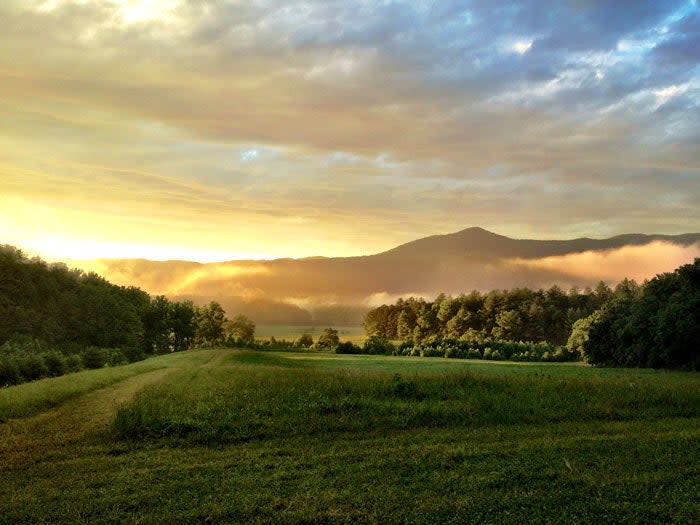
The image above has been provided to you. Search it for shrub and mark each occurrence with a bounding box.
[122,346,146,363]
[0,358,21,387]
[467,347,482,359]
[362,334,396,355]
[423,346,442,358]
[43,351,67,377]
[336,341,362,354]
[18,354,49,381]
[65,354,84,373]
[82,348,108,369]
[107,349,128,367]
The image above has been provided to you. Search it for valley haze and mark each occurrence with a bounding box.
[67,227,700,325]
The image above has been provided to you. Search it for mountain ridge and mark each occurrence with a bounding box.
[56,227,700,325]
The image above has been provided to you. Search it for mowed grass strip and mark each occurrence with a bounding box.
[0,349,220,422]
[112,350,700,444]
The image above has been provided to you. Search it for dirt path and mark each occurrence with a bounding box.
[0,368,172,469]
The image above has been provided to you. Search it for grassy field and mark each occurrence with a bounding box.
[255,324,366,343]
[1,349,699,523]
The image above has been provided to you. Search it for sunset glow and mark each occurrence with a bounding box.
[1,0,698,262]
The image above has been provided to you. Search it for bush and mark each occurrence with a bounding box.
[398,340,413,351]
[423,346,442,358]
[122,346,146,363]
[82,348,108,369]
[467,347,482,359]
[43,351,67,377]
[65,354,84,373]
[18,354,49,381]
[363,334,396,355]
[336,341,362,354]
[107,349,128,367]
[0,358,21,387]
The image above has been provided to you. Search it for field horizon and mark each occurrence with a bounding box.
[2,347,699,523]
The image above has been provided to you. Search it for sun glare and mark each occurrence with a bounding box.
[18,238,279,264]
[113,0,180,24]
[36,0,181,25]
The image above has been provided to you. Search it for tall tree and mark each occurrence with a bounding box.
[226,314,256,344]
[195,301,227,347]
[171,301,197,352]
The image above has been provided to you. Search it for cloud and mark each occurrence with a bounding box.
[511,241,700,283]
[0,0,698,260]
[652,11,700,64]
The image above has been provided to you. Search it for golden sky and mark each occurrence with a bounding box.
[1,0,699,261]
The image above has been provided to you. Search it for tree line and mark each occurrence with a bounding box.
[1,243,696,380]
[577,258,699,369]
[362,259,699,370]
[0,246,255,386]
[363,283,615,346]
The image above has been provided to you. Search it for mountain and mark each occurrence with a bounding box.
[72,228,700,324]
[381,227,700,260]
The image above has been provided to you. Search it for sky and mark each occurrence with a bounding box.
[1,0,699,262]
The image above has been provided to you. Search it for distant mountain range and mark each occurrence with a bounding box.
[72,227,700,325]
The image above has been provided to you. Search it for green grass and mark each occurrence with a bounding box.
[279,350,696,378]
[112,351,700,444]
[0,350,216,422]
[1,348,699,523]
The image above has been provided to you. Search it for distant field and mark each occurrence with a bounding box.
[1,349,699,523]
[255,324,366,343]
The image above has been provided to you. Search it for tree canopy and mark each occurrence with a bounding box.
[584,259,699,369]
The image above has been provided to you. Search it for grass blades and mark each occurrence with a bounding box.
[0,350,219,422]
[112,350,700,444]
[2,348,699,523]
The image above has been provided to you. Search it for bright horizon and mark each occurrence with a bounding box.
[2,1,699,262]
[9,226,700,266]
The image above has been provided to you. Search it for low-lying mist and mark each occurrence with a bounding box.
[71,237,700,325]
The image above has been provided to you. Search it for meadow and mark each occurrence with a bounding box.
[1,348,699,523]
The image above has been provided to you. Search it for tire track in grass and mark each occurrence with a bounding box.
[0,368,173,469]
[201,348,234,368]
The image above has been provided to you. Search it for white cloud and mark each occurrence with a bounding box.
[512,40,533,54]
[653,83,690,107]
[240,149,260,162]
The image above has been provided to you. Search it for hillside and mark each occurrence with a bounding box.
[69,228,700,324]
